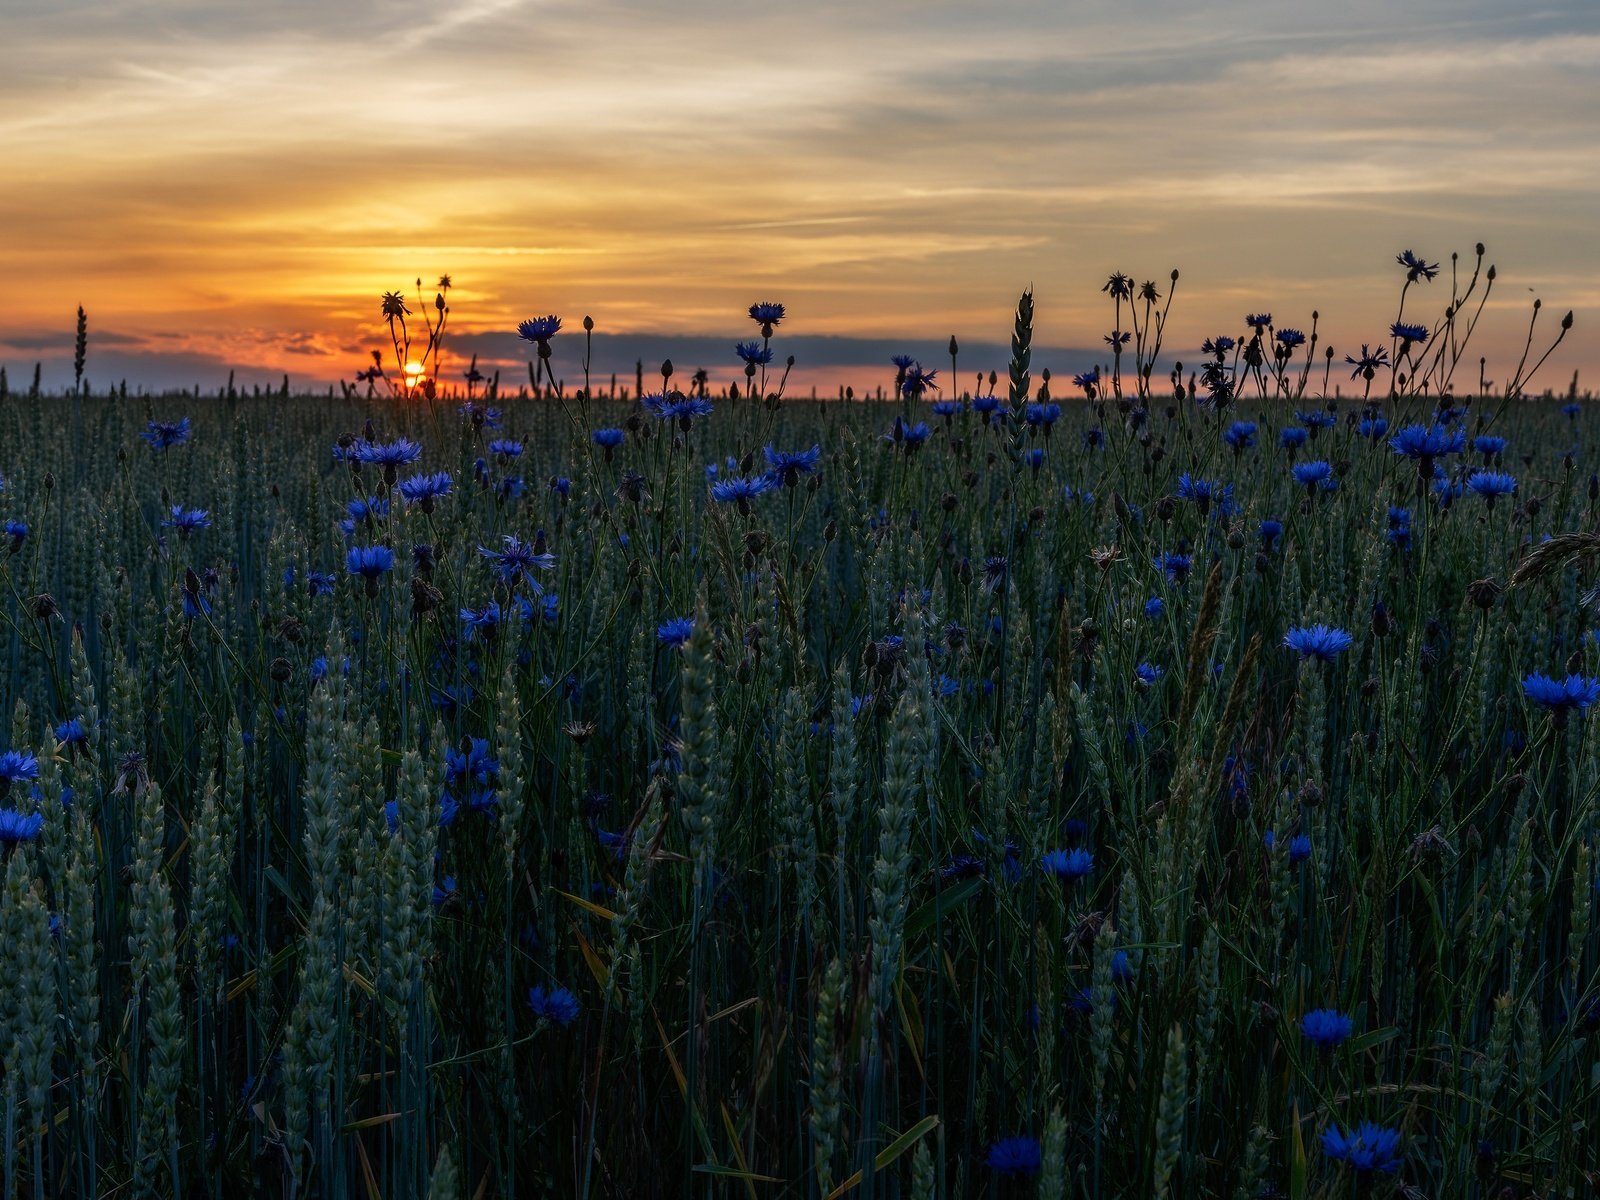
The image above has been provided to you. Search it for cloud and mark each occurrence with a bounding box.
[1,0,1596,388]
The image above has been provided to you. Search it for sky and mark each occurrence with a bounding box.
[3,0,1597,398]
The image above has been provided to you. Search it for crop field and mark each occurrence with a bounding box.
[0,263,1596,1199]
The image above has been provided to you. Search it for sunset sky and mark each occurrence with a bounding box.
[4,0,1597,397]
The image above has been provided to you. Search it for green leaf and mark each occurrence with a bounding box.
[825,1115,940,1199]
[905,878,983,941]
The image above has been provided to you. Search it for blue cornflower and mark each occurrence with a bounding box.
[735,340,774,365]
[1144,596,1164,619]
[1390,321,1429,345]
[445,737,498,789]
[478,536,556,591]
[1155,552,1193,583]
[1563,402,1582,418]
[901,364,938,398]
[1466,471,1517,505]
[1346,344,1389,379]
[980,556,1009,594]
[972,394,1005,421]
[941,853,984,880]
[1358,416,1389,439]
[1292,460,1334,490]
[460,601,503,641]
[1280,427,1308,451]
[1103,272,1133,299]
[397,471,453,511]
[1390,424,1463,461]
[1283,624,1353,661]
[441,742,498,820]
[161,506,212,535]
[1276,328,1307,349]
[747,301,785,330]
[528,984,580,1026]
[354,438,423,469]
[54,718,88,748]
[1297,410,1337,431]
[345,497,388,527]
[0,808,44,844]
[345,545,395,590]
[931,399,962,419]
[1522,673,1600,722]
[1432,474,1464,507]
[1135,661,1163,686]
[309,657,329,682]
[763,444,821,487]
[0,751,39,785]
[1041,847,1094,881]
[593,428,626,449]
[1202,335,1236,355]
[457,400,501,428]
[6,520,30,549]
[1473,435,1506,459]
[141,417,192,450]
[1301,1008,1353,1050]
[903,422,932,449]
[1322,1122,1402,1175]
[986,1136,1042,1177]
[644,393,715,426]
[1245,312,1272,329]
[711,475,773,511]
[1223,421,1257,450]
[516,315,562,344]
[1104,330,1131,349]
[1176,474,1231,514]
[658,617,695,648]
[488,438,524,458]
[1396,249,1439,282]
[1260,518,1283,549]
[436,793,461,828]
[307,570,335,598]
[1071,369,1100,396]
[1024,402,1061,429]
